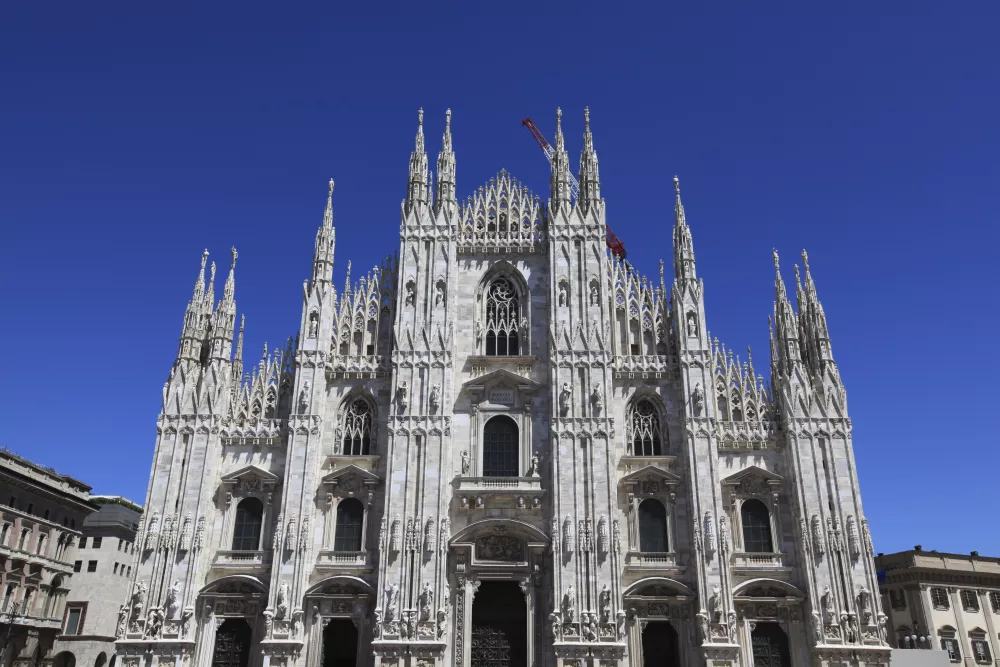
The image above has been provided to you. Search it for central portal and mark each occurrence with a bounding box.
[322,618,358,667]
[471,581,527,667]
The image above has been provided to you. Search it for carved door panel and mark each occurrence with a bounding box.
[470,582,526,667]
[750,623,791,667]
[213,619,252,667]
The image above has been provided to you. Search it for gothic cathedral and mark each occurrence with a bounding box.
[116,109,890,667]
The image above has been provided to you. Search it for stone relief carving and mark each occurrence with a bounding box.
[439,517,450,553]
[812,514,826,556]
[475,532,523,561]
[597,515,609,556]
[847,515,861,559]
[704,511,716,558]
[612,519,622,554]
[563,516,574,553]
[424,518,436,553]
[390,517,401,552]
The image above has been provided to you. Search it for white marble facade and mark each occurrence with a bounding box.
[116,108,891,667]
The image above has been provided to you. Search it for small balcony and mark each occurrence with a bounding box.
[624,550,684,573]
[212,550,271,570]
[455,476,544,510]
[315,550,373,573]
[730,551,791,571]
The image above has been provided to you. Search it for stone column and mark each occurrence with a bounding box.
[521,578,534,667]
[194,606,219,667]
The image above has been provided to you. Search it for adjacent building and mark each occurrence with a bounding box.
[117,108,892,667]
[877,548,1000,663]
[0,449,98,667]
[51,497,142,667]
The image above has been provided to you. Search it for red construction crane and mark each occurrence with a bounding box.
[522,117,628,263]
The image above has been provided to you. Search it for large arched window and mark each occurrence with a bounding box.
[741,499,773,553]
[231,498,263,551]
[342,399,373,455]
[485,277,520,356]
[627,398,662,456]
[482,416,519,477]
[333,499,364,552]
[638,499,669,552]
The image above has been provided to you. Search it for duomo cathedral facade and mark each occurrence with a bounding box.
[116,109,890,667]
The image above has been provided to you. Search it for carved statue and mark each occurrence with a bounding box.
[131,581,147,609]
[193,516,205,551]
[590,283,599,306]
[396,381,408,412]
[858,587,872,623]
[562,586,576,623]
[612,519,622,554]
[599,585,611,624]
[439,518,451,552]
[558,283,567,306]
[435,282,445,306]
[582,613,597,641]
[384,584,399,622]
[429,383,441,412]
[475,320,483,345]
[263,609,274,638]
[298,381,310,415]
[165,580,180,618]
[292,611,303,639]
[811,612,823,640]
[530,453,540,477]
[115,604,128,638]
[419,582,434,621]
[180,607,193,638]
[710,585,722,621]
[591,384,603,412]
[719,515,730,553]
[559,382,571,415]
[686,311,698,336]
[373,609,383,638]
[822,585,835,622]
[144,607,163,638]
[307,312,318,338]
[692,383,705,416]
[405,280,415,306]
[276,580,289,620]
[460,450,470,474]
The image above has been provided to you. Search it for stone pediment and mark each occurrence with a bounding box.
[320,464,380,492]
[721,465,783,494]
[220,465,280,491]
[462,368,542,396]
[619,465,682,493]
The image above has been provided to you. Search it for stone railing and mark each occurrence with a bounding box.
[316,550,369,566]
[624,550,681,569]
[212,550,270,567]
[457,476,542,492]
[730,552,789,570]
[455,476,544,511]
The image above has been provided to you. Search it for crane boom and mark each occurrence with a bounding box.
[521,116,626,261]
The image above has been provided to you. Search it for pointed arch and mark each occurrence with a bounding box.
[625,392,667,456]
[477,263,530,357]
[338,388,377,456]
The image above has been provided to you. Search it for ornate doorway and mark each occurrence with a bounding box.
[213,618,252,667]
[641,620,679,667]
[471,582,526,667]
[750,622,791,667]
[323,618,358,667]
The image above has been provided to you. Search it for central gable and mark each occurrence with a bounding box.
[457,170,545,253]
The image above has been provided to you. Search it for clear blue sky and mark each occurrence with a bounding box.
[1,2,997,555]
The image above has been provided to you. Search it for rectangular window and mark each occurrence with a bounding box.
[8,496,14,507]
[990,591,1000,613]
[36,535,46,555]
[941,638,961,662]
[0,523,9,546]
[961,589,979,611]
[18,529,30,550]
[931,587,950,610]
[63,605,84,635]
[79,536,87,549]
[118,539,123,551]
[113,563,119,575]
[890,589,907,610]
[86,560,97,572]
[630,343,640,355]
[127,566,131,577]
[972,639,992,664]
[26,503,33,515]
[73,561,81,572]
[44,509,50,520]
[91,537,102,549]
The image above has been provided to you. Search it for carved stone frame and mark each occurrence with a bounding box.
[219,466,281,552]
[721,466,784,555]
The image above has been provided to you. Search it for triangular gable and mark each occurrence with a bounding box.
[462,368,543,394]
[721,465,783,486]
[321,464,381,487]
[620,464,682,491]
[220,465,280,490]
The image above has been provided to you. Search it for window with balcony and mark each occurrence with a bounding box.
[333,499,364,552]
[961,589,979,612]
[638,499,669,553]
[931,587,950,610]
[342,399,374,456]
[482,416,518,477]
[627,398,664,456]
[740,499,773,553]
[232,498,263,551]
